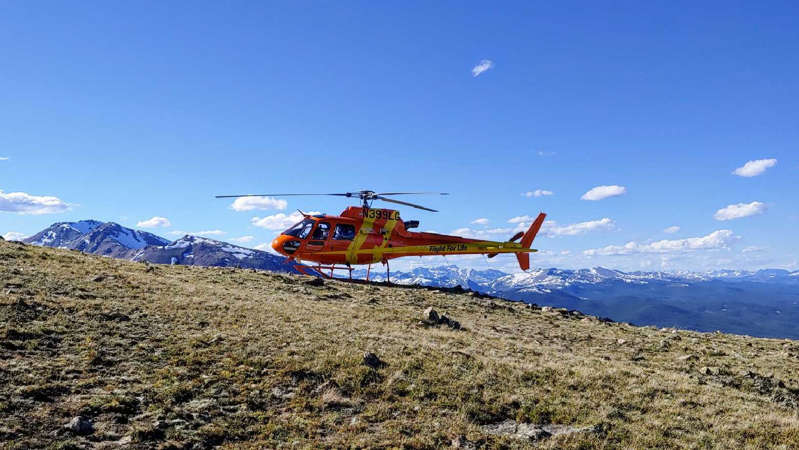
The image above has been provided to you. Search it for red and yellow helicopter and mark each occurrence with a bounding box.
[216,190,546,281]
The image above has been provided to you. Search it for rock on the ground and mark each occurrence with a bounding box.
[305,277,324,287]
[362,351,385,369]
[439,314,461,330]
[421,307,461,330]
[423,307,439,323]
[65,416,93,435]
[482,420,551,441]
[482,420,596,441]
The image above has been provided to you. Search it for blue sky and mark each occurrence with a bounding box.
[1,1,797,272]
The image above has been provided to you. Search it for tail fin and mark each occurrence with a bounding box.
[515,213,546,271]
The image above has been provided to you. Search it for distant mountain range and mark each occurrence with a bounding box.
[23,220,303,274]
[356,265,799,339]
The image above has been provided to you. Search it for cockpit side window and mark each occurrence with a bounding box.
[333,224,356,240]
[312,222,331,240]
[282,219,315,239]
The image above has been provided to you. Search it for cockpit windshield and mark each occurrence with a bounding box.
[282,218,315,239]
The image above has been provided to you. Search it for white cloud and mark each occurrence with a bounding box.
[231,235,255,244]
[470,218,489,226]
[251,211,320,231]
[0,157,8,161]
[507,216,616,237]
[471,59,494,77]
[0,190,70,215]
[137,216,171,228]
[537,151,555,157]
[167,229,226,237]
[542,218,616,236]
[522,189,553,198]
[580,185,627,201]
[2,231,28,241]
[742,246,766,253]
[254,243,273,252]
[230,196,287,212]
[714,201,766,221]
[732,158,777,177]
[583,230,739,256]
[663,226,680,234]
[451,227,513,239]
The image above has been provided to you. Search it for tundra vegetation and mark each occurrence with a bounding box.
[1,239,798,448]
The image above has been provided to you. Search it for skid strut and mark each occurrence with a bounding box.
[300,264,354,280]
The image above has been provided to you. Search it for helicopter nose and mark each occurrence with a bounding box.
[272,235,302,256]
[272,236,286,255]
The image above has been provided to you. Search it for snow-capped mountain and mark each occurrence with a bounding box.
[358,264,799,339]
[24,220,169,258]
[24,220,304,273]
[25,220,104,247]
[362,265,799,291]
[354,265,507,291]
[131,235,302,272]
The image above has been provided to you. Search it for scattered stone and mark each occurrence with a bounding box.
[362,352,385,369]
[91,274,106,282]
[451,434,477,449]
[64,416,93,435]
[439,314,461,330]
[678,354,698,362]
[699,366,717,376]
[421,307,461,330]
[271,387,295,400]
[482,420,550,441]
[617,339,627,345]
[482,420,597,441]
[100,311,130,322]
[423,307,439,324]
[305,277,325,287]
[541,306,553,312]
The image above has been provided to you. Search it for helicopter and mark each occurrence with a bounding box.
[216,190,546,281]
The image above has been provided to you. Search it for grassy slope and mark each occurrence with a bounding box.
[1,239,799,449]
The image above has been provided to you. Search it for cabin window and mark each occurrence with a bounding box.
[282,219,314,239]
[333,224,356,240]
[312,222,331,240]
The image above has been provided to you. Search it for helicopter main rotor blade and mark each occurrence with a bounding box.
[215,193,351,198]
[376,192,449,196]
[375,196,438,212]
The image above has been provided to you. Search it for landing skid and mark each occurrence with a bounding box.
[294,263,355,280]
[292,261,392,284]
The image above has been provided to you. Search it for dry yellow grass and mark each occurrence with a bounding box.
[2,238,799,448]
